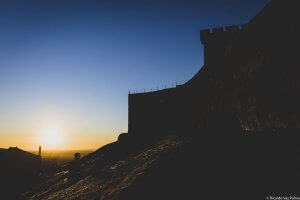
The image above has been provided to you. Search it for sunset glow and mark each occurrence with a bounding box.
[40,127,64,149]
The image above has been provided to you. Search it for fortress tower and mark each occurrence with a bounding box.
[200,25,246,67]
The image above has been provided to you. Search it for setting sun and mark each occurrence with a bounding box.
[40,127,64,149]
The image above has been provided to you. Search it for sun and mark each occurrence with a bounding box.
[41,127,64,149]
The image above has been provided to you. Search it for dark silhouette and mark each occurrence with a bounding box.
[0,147,41,199]
[129,0,300,138]
[38,146,42,157]
[68,152,81,179]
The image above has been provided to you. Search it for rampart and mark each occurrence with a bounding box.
[128,85,195,137]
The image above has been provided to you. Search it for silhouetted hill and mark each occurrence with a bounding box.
[0,147,40,161]
[0,147,41,199]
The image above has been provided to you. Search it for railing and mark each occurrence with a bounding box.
[129,80,187,94]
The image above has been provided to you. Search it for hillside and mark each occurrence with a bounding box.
[22,133,300,200]
[23,136,190,200]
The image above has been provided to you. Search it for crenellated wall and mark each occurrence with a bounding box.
[200,24,246,44]
[200,24,246,66]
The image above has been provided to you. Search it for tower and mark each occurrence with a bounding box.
[38,146,42,157]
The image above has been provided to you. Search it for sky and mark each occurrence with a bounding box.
[0,0,269,150]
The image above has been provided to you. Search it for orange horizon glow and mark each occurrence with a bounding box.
[0,108,124,151]
[0,135,115,152]
[0,123,117,151]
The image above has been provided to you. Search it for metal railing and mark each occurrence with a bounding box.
[129,80,187,94]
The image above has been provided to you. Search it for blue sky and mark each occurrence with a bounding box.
[0,0,269,150]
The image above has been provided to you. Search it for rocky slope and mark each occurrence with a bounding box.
[22,133,300,200]
[23,136,192,200]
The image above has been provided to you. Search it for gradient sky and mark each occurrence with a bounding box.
[0,0,269,150]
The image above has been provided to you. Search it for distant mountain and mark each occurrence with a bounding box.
[0,147,40,160]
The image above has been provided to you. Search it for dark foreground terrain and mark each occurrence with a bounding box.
[0,147,41,199]
[21,132,300,200]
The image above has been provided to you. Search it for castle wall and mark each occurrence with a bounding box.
[128,25,247,137]
[128,86,194,137]
[129,88,176,137]
[128,1,300,138]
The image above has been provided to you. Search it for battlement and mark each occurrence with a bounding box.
[200,24,247,44]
